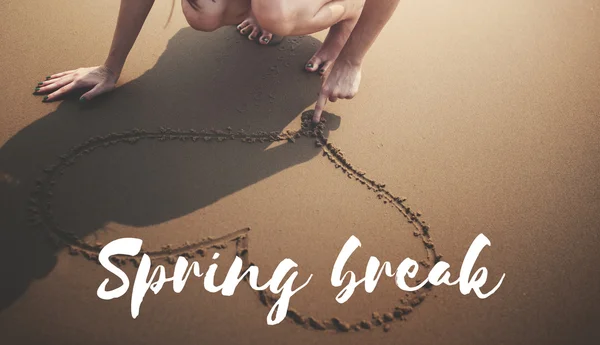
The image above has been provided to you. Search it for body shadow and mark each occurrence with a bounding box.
[0,27,339,310]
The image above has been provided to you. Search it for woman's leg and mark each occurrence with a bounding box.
[252,0,366,74]
[183,0,366,73]
[182,0,228,32]
[304,11,361,75]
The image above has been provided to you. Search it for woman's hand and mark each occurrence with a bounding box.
[34,65,119,102]
[312,59,362,123]
[32,0,156,103]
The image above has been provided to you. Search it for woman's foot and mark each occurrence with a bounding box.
[237,14,274,45]
[305,18,358,76]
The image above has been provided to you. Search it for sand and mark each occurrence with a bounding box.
[1,0,599,344]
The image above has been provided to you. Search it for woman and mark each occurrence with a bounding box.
[34,0,400,122]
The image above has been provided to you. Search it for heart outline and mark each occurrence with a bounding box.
[27,111,440,333]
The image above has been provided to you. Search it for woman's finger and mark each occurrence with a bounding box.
[80,83,109,101]
[43,81,79,102]
[45,70,76,81]
[39,74,72,87]
[313,92,328,123]
[35,72,74,88]
[36,75,75,94]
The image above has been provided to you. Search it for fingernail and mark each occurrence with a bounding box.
[262,37,269,43]
[35,87,40,91]
[79,97,86,103]
[45,76,51,80]
[306,63,313,69]
[42,96,49,102]
[37,82,43,86]
[319,69,325,74]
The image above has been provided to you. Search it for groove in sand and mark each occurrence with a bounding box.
[27,111,439,333]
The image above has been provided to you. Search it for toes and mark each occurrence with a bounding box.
[248,27,260,40]
[319,60,335,76]
[238,19,280,46]
[238,23,252,35]
[237,20,250,32]
[259,32,273,45]
[305,56,323,73]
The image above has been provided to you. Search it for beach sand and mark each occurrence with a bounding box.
[1,0,599,344]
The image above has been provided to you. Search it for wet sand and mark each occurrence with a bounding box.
[1,0,599,344]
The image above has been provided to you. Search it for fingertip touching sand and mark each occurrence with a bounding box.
[33,0,401,123]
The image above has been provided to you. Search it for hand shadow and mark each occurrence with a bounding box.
[0,27,341,311]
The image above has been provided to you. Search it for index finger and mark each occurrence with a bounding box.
[313,93,328,124]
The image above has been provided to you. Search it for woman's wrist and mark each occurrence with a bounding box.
[337,50,364,68]
[103,55,124,78]
[102,64,122,82]
[337,40,366,67]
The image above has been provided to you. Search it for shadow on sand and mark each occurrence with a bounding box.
[0,27,340,310]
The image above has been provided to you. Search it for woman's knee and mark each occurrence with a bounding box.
[181,0,223,32]
[252,0,306,36]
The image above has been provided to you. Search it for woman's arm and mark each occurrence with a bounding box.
[105,0,156,76]
[312,0,401,122]
[37,0,155,102]
[336,0,401,66]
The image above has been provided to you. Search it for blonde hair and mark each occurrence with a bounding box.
[165,0,176,28]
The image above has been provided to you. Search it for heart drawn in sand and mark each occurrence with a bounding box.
[27,111,441,334]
